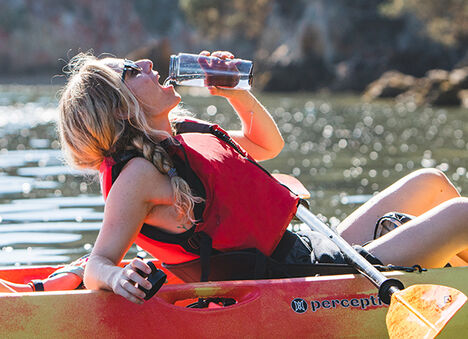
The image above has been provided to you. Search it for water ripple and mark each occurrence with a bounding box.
[0,232,82,246]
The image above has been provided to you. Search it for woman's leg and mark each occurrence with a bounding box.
[449,255,468,267]
[363,197,468,268]
[336,168,460,245]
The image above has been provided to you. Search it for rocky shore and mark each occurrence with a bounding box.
[1,1,467,95]
[363,67,468,108]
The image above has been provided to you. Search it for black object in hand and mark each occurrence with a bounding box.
[136,261,167,301]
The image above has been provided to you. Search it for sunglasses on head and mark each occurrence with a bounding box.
[121,59,142,82]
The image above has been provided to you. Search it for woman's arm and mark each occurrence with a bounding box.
[215,89,284,161]
[84,158,168,303]
[0,279,28,292]
[201,51,284,161]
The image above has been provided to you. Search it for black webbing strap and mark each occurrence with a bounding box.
[29,280,45,292]
[199,232,212,282]
[254,250,267,279]
[269,230,298,262]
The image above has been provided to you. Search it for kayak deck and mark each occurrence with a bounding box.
[0,265,467,338]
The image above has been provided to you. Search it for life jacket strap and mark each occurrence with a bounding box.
[269,230,298,262]
[199,232,212,282]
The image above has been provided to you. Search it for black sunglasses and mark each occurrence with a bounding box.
[121,59,142,82]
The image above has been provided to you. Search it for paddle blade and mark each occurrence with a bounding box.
[386,284,467,339]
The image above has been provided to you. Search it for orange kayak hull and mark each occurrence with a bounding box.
[0,265,467,338]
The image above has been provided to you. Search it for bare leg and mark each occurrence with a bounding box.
[449,255,468,267]
[337,169,460,244]
[364,197,468,268]
[457,250,468,262]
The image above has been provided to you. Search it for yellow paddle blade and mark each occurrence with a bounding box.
[272,173,311,199]
[386,284,467,339]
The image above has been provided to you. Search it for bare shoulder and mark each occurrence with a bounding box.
[111,157,172,203]
[120,157,164,179]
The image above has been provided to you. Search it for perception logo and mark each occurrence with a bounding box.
[291,298,308,313]
[291,295,385,314]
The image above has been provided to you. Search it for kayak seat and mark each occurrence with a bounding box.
[163,249,372,283]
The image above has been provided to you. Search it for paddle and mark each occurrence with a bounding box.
[276,174,467,338]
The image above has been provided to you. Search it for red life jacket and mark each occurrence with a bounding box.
[99,119,299,264]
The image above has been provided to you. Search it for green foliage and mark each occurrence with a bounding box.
[380,0,468,46]
[179,0,273,40]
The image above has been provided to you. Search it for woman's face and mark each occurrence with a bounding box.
[112,58,181,120]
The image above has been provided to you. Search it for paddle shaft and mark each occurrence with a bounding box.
[295,205,403,304]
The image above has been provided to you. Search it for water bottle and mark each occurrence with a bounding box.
[166,53,253,90]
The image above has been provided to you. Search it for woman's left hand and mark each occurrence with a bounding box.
[110,258,153,304]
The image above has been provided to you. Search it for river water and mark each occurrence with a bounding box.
[0,84,467,266]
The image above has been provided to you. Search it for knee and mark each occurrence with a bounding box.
[436,198,468,233]
[409,168,452,190]
[444,197,468,215]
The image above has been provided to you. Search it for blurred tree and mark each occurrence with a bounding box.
[133,0,184,36]
[380,0,468,47]
[0,2,28,33]
[179,0,273,41]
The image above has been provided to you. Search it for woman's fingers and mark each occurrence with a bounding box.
[208,86,247,98]
[111,262,154,304]
[201,51,234,60]
[207,86,229,97]
[116,278,145,304]
[124,265,152,290]
[211,51,234,59]
[130,258,152,276]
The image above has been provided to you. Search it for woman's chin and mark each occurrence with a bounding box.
[172,88,182,100]
[173,94,182,107]
[162,83,175,91]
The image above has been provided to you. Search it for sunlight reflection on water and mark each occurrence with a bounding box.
[0,233,82,247]
[0,85,467,266]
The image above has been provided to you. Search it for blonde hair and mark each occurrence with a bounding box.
[58,52,201,223]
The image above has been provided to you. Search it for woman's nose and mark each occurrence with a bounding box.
[137,59,153,73]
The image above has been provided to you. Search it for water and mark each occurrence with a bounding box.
[0,84,467,266]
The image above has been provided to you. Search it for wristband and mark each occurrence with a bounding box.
[28,280,45,292]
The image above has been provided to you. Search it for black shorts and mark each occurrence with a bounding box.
[280,230,383,266]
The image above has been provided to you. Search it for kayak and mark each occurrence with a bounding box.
[0,262,467,338]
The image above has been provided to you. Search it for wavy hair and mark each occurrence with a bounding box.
[58,52,201,223]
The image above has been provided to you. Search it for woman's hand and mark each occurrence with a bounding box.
[199,50,246,97]
[207,85,247,99]
[200,50,234,60]
[110,258,153,304]
[198,51,284,161]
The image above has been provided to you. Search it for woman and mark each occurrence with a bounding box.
[58,51,468,304]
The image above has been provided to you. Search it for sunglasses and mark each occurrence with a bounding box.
[121,59,142,82]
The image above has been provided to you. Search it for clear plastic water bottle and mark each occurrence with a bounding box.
[166,53,253,90]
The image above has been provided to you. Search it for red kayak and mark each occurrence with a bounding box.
[0,261,467,338]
